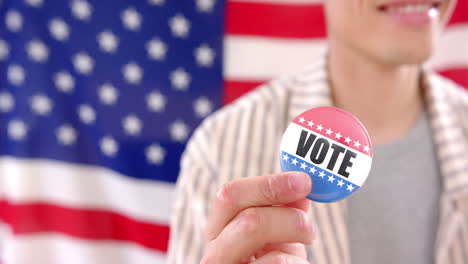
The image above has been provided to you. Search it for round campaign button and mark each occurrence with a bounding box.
[279,106,373,203]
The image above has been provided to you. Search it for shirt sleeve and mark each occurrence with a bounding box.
[167,119,217,264]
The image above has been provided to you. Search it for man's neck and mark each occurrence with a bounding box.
[327,46,424,145]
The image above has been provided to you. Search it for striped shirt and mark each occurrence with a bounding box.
[167,57,468,264]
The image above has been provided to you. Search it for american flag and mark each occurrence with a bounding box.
[0,0,466,263]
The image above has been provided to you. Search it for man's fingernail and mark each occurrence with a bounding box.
[288,172,311,193]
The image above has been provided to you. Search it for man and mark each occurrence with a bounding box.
[168,0,468,263]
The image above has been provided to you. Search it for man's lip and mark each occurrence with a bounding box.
[378,0,442,9]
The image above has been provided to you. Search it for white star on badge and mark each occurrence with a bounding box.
[122,114,142,136]
[169,119,190,142]
[73,52,94,75]
[56,124,77,146]
[319,171,325,178]
[309,167,316,174]
[316,124,323,131]
[363,145,370,152]
[54,71,75,93]
[328,175,335,183]
[49,18,70,41]
[98,31,119,53]
[100,136,118,157]
[169,13,190,38]
[8,119,27,141]
[354,140,361,148]
[337,180,344,187]
[121,7,142,31]
[123,62,143,84]
[99,83,118,105]
[193,97,213,118]
[0,92,14,113]
[291,159,298,165]
[347,184,355,192]
[298,117,305,124]
[0,39,10,61]
[71,0,92,21]
[170,68,191,91]
[146,38,167,60]
[7,64,25,86]
[344,137,352,144]
[282,154,289,161]
[25,0,43,7]
[196,0,215,12]
[335,132,342,139]
[300,162,307,170]
[307,120,314,128]
[30,94,53,115]
[147,91,166,113]
[78,104,96,124]
[148,0,164,5]
[6,10,23,32]
[27,39,49,63]
[146,143,166,165]
[326,128,333,136]
[195,44,215,67]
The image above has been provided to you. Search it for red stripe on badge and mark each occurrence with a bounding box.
[0,200,169,252]
[225,2,326,39]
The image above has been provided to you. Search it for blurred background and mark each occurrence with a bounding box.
[0,0,466,263]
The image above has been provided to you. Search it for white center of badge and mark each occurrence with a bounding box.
[279,106,373,203]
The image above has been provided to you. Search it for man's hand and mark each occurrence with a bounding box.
[201,172,316,264]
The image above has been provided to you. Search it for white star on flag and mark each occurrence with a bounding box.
[347,184,355,192]
[0,92,14,113]
[71,0,92,21]
[25,0,43,7]
[121,7,142,31]
[328,175,335,183]
[195,44,215,67]
[354,141,361,148]
[8,119,28,141]
[73,52,94,75]
[326,128,333,135]
[291,159,298,165]
[169,119,189,142]
[123,62,143,84]
[54,71,75,93]
[170,68,191,90]
[148,0,164,5]
[344,137,352,144]
[146,143,166,165]
[193,97,213,118]
[100,136,118,157]
[27,39,49,63]
[7,64,26,86]
[319,171,325,178]
[316,124,323,131]
[78,104,96,124]
[300,162,307,170]
[146,38,167,60]
[147,91,166,113]
[56,124,77,146]
[30,94,53,116]
[169,14,190,38]
[98,31,119,53]
[0,39,10,61]
[99,83,119,105]
[49,18,70,41]
[6,10,23,32]
[122,114,143,136]
[196,0,216,12]
[337,180,344,187]
[298,117,305,124]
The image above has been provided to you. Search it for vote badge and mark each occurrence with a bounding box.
[280,107,373,203]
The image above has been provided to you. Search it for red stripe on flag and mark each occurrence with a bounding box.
[225,2,326,39]
[223,80,265,105]
[437,67,468,89]
[449,0,468,25]
[0,200,169,252]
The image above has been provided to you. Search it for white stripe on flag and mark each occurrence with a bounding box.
[428,24,468,70]
[0,223,166,264]
[0,157,174,224]
[224,35,327,80]
[225,25,468,81]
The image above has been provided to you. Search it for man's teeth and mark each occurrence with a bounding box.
[387,4,434,13]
